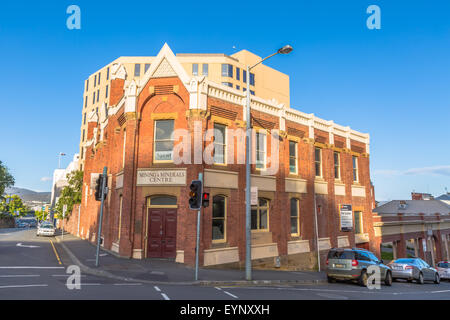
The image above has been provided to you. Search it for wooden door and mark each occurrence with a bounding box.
[147,208,177,258]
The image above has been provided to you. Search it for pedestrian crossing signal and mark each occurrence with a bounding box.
[202,193,210,208]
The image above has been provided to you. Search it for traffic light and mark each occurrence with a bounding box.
[189,180,202,210]
[202,193,210,208]
[94,174,108,201]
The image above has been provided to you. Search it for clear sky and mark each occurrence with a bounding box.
[0,1,449,200]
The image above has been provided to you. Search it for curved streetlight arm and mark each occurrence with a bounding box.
[249,51,279,70]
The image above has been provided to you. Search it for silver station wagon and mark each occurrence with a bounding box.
[388,258,440,284]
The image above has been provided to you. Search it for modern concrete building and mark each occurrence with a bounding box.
[66,44,373,270]
[50,154,80,212]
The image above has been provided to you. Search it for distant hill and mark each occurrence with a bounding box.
[4,187,51,203]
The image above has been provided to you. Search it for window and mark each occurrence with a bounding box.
[236,67,240,81]
[83,112,86,125]
[94,75,97,87]
[134,64,141,77]
[334,152,340,180]
[236,85,240,90]
[352,156,359,182]
[213,123,226,164]
[243,70,247,83]
[98,72,101,85]
[212,195,226,241]
[92,92,96,104]
[250,90,255,96]
[118,195,123,240]
[290,198,300,235]
[354,211,363,234]
[221,64,233,77]
[202,64,208,76]
[315,148,322,177]
[221,82,233,87]
[105,85,109,98]
[84,95,87,108]
[192,63,198,76]
[154,120,174,162]
[144,63,151,73]
[251,198,269,230]
[149,196,177,206]
[289,141,297,174]
[122,130,126,167]
[106,67,110,80]
[255,132,266,169]
[82,129,85,142]
[250,73,255,86]
[86,79,89,91]
[97,89,100,102]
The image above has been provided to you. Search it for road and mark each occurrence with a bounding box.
[1,228,449,300]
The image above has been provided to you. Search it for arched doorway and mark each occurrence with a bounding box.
[146,195,177,258]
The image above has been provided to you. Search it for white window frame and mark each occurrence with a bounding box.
[289,141,298,174]
[314,147,322,178]
[213,123,227,165]
[153,119,175,163]
[354,211,363,234]
[334,151,341,180]
[353,156,359,182]
[255,131,267,170]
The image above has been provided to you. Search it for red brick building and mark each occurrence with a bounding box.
[65,44,374,270]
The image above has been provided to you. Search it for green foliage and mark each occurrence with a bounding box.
[54,170,83,219]
[34,209,49,222]
[0,161,15,197]
[0,195,28,217]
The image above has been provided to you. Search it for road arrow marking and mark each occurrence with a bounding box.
[16,243,40,248]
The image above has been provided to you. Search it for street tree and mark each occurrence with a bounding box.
[0,195,27,217]
[34,209,49,222]
[54,170,83,219]
[0,161,15,198]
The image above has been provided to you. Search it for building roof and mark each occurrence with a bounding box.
[436,193,450,201]
[373,200,450,215]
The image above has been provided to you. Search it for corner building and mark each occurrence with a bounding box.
[67,44,374,270]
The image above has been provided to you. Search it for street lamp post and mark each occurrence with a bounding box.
[245,45,293,281]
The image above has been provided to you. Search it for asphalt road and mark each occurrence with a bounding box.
[1,228,450,300]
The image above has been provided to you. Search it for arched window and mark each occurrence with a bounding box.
[251,198,269,231]
[148,195,177,207]
[212,195,226,242]
[290,198,300,236]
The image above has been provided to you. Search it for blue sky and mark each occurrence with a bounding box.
[0,1,449,200]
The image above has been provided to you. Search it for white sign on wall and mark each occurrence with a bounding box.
[137,169,186,186]
[251,187,258,205]
[340,204,353,232]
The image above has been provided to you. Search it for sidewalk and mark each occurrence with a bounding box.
[55,233,327,286]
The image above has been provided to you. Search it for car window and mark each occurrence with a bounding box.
[327,250,354,259]
[437,263,449,268]
[356,251,371,261]
[395,258,415,264]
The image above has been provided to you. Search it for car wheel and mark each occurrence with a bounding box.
[385,271,392,286]
[417,272,424,284]
[358,270,368,287]
[434,273,440,284]
[327,276,335,283]
[407,279,413,283]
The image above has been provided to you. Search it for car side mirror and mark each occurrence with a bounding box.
[379,260,384,264]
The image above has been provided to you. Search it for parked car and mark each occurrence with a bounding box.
[36,223,55,237]
[436,261,450,281]
[388,258,440,284]
[326,248,393,286]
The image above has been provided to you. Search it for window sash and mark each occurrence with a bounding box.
[256,132,266,169]
[353,156,359,181]
[154,120,174,161]
[213,124,226,164]
[290,199,299,235]
[212,196,226,241]
[289,141,297,174]
[134,64,141,77]
[334,152,340,179]
[251,199,269,231]
[354,211,363,234]
[315,148,322,177]
[192,63,198,76]
[202,64,208,76]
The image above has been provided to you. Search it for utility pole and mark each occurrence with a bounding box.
[195,172,203,281]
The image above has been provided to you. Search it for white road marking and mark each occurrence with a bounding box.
[0,266,65,269]
[161,293,170,300]
[0,284,48,289]
[79,283,101,286]
[113,283,142,286]
[0,275,40,278]
[154,286,161,292]
[16,243,40,248]
[215,287,222,291]
[51,274,87,277]
[223,290,238,299]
